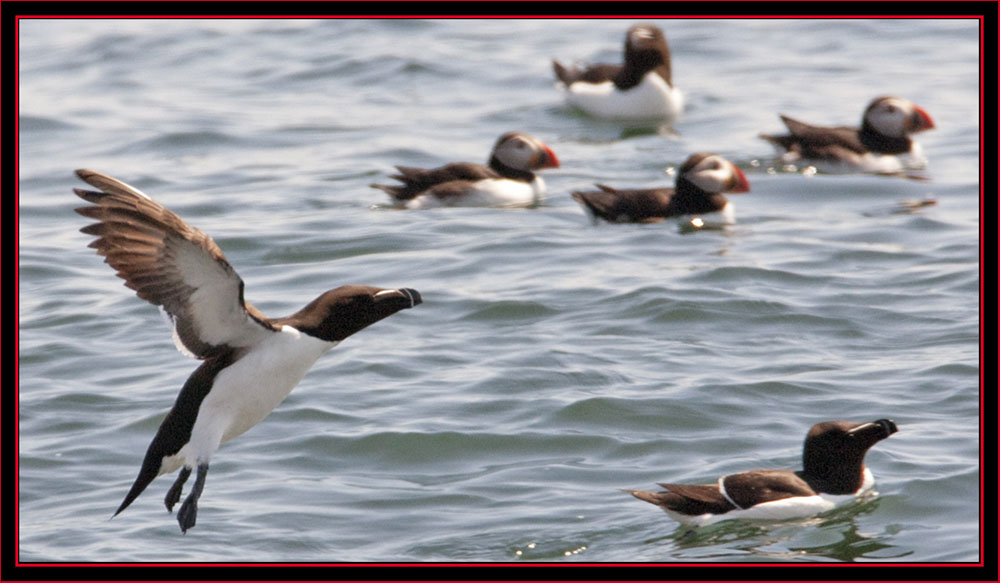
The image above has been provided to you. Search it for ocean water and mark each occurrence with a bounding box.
[17,17,981,564]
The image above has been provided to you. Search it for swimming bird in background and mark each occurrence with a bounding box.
[553,23,684,121]
[628,419,898,527]
[370,131,560,209]
[759,96,935,174]
[74,169,421,533]
[571,153,749,226]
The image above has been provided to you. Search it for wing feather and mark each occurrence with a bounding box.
[74,169,275,359]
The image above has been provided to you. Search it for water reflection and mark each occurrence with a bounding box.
[654,496,911,562]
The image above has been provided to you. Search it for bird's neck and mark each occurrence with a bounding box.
[489,156,534,182]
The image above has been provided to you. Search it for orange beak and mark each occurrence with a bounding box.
[910,105,935,132]
[536,145,561,169]
[727,164,750,193]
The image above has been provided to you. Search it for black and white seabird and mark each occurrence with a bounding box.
[370,131,560,209]
[553,23,684,121]
[74,169,421,533]
[571,152,750,225]
[629,419,898,526]
[759,96,935,174]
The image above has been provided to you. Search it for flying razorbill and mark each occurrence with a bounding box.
[74,169,421,533]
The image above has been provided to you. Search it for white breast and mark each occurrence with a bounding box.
[563,73,683,121]
[666,468,876,527]
[778,144,926,175]
[682,201,736,229]
[160,326,337,475]
[405,176,546,209]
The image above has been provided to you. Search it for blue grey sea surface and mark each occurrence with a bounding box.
[18,18,980,563]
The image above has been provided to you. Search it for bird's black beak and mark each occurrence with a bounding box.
[848,418,898,440]
[375,288,422,309]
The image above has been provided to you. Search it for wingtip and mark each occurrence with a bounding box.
[73,187,102,204]
[370,183,405,199]
[552,60,574,86]
[627,489,662,505]
[74,168,104,184]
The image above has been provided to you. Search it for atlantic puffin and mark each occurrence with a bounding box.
[760,96,935,174]
[571,153,749,225]
[370,132,560,209]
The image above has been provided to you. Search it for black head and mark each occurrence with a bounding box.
[623,24,670,81]
[281,285,421,342]
[802,419,898,493]
[625,24,668,64]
